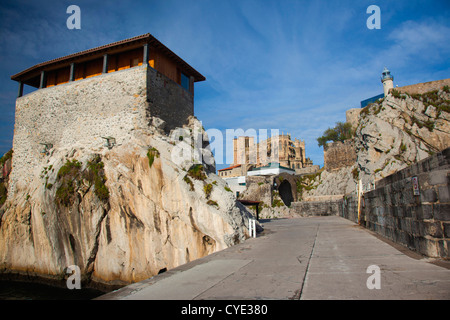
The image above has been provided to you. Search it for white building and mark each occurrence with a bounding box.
[223,163,295,196]
[381,67,394,97]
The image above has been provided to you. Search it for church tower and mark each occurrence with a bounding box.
[381,67,394,97]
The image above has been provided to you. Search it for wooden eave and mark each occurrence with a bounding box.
[11,33,206,84]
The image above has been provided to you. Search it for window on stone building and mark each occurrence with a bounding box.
[181,72,190,92]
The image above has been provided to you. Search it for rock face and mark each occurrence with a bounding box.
[0,117,253,287]
[305,87,450,197]
[0,65,253,288]
[355,88,450,186]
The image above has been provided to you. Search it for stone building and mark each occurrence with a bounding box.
[263,133,309,170]
[226,133,311,172]
[2,34,258,286]
[9,33,206,192]
[323,140,357,171]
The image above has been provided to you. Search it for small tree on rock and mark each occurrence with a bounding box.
[317,122,355,148]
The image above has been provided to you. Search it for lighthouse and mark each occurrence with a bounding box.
[381,67,394,97]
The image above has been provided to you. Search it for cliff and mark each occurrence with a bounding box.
[0,116,254,288]
[355,87,450,186]
[305,85,450,197]
[0,65,254,289]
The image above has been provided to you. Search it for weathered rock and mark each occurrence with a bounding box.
[355,89,450,186]
[304,88,449,198]
[0,117,254,288]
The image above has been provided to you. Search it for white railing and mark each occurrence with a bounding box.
[248,218,256,238]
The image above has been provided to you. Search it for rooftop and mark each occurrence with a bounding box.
[11,33,206,86]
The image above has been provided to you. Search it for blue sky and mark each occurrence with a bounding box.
[1,0,449,170]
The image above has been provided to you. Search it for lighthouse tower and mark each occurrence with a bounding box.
[381,67,394,97]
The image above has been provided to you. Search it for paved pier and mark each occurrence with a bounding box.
[98,216,450,300]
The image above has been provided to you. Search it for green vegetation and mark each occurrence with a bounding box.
[400,142,407,153]
[411,115,435,132]
[224,186,232,193]
[391,89,401,99]
[271,198,284,208]
[317,122,355,148]
[0,182,7,207]
[207,200,219,207]
[85,155,109,202]
[187,164,207,181]
[0,149,13,166]
[183,175,194,191]
[410,89,450,115]
[0,149,12,207]
[55,156,109,206]
[204,183,213,198]
[295,169,324,200]
[57,159,81,180]
[374,159,392,175]
[56,160,82,206]
[352,167,359,180]
[147,147,160,168]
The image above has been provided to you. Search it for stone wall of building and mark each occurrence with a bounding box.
[339,147,450,259]
[324,140,357,171]
[146,66,194,133]
[9,65,193,196]
[396,78,450,95]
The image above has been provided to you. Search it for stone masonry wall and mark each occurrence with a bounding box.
[291,200,341,217]
[9,65,194,197]
[324,140,357,171]
[147,66,194,133]
[396,78,450,95]
[339,147,450,259]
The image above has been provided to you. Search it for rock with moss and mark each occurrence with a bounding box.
[0,116,254,288]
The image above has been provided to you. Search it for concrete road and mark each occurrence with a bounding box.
[98,216,450,300]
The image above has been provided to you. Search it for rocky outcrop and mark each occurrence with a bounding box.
[355,88,450,186]
[0,117,254,288]
[305,86,450,198]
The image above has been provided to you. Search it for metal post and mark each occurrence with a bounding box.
[18,82,24,98]
[69,63,75,81]
[248,219,256,238]
[189,76,195,95]
[143,43,149,66]
[102,54,109,74]
[39,71,46,89]
[256,203,260,221]
[357,179,363,225]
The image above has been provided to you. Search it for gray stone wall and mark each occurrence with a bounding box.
[10,67,149,195]
[291,200,341,217]
[295,165,320,175]
[146,67,194,133]
[324,140,357,171]
[339,147,450,258]
[9,65,194,196]
[396,78,450,95]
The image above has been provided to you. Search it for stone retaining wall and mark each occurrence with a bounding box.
[324,140,356,171]
[396,78,450,95]
[340,147,450,259]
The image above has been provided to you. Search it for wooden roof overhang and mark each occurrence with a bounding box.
[11,33,206,86]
